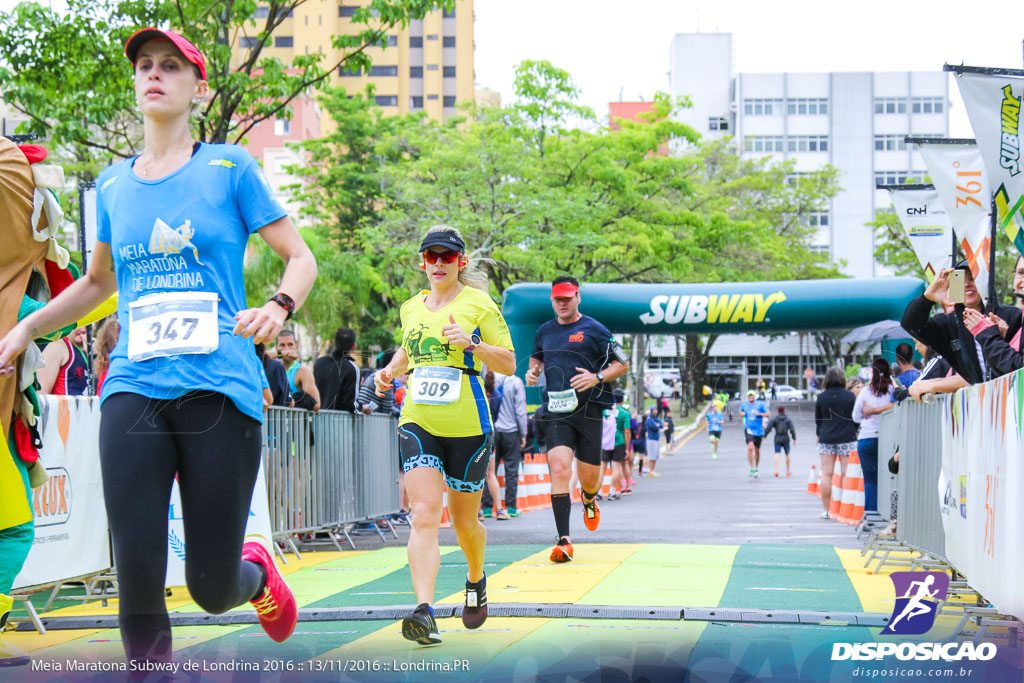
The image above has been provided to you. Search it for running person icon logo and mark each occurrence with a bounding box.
[881,571,949,635]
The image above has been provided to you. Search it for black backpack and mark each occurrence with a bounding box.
[488,384,504,422]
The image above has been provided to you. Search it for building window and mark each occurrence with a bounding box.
[410,66,423,78]
[240,36,259,48]
[387,35,398,47]
[911,97,945,114]
[874,170,928,185]
[426,64,439,71]
[443,95,456,106]
[873,134,907,151]
[410,96,423,109]
[426,34,439,41]
[409,36,423,47]
[427,94,439,101]
[274,118,290,136]
[369,65,398,76]
[272,157,290,174]
[339,65,361,77]
[742,98,783,116]
[786,135,829,152]
[339,5,359,17]
[443,36,455,47]
[275,36,293,48]
[443,66,456,78]
[874,97,908,114]
[375,95,398,106]
[255,7,269,18]
[785,171,814,186]
[807,212,829,227]
[442,7,455,17]
[708,116,728,131]
[744,135,784,153]
[787,98,828,115]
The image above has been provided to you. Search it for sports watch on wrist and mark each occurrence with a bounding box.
[466,333,482,351]
[269,292,295,320]
[596,371,605,383]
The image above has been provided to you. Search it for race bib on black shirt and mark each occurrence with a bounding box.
[532,314,614,409]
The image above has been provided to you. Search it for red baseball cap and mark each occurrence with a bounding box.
[125,28,207,80]
[551,283,579,298]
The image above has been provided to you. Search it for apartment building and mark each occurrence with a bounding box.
[669,32,950,278]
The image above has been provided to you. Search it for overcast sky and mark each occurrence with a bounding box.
[3,0,1022,136]
[474,0,1024,136]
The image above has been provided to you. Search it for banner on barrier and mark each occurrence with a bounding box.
[165,460,274,588]
[940,372,1024,620]
[888,187,953,282]
[13,397,111,590]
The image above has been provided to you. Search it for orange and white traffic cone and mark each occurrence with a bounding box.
[807,465,819,496]
[440,489,452,529]
[839,451,865,525]
[600,465,613,497]
[829,470,844,519]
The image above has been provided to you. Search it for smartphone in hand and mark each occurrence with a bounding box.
[948,269,966,304]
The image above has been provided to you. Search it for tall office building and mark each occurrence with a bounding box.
[231,1,474,214]
[233,0,474,127]
[669,33,949,278]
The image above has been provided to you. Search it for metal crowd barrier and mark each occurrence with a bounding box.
[891,400,946,558]
[875,406,903,523]
[261,407,401,551]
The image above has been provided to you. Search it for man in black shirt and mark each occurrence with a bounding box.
[313,327,360,412]
[525,276,628,563]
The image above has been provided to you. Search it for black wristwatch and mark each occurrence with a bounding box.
[596,371,605,383]
[269,292,295,320]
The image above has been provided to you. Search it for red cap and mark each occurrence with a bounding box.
[551,283,579,298]
[125,28,207,80]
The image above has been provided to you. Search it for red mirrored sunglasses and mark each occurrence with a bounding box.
[422,250,462,265]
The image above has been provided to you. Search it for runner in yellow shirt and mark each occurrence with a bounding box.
[374,225,516,645]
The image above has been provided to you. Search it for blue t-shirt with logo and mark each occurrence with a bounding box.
[532,314,615,410]
[740,400,768,436]
[707,410,724,433]
[95,143,287,422]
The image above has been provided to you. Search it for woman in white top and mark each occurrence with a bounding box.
[852,357,895,514]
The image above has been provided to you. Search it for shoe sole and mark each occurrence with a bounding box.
[402,616,441,645]
[462,605,488,629]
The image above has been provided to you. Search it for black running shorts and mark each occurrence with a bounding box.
[745,433,763,448]
[544,403,603,466]
[398,423,493,493]
[601,442,627,463]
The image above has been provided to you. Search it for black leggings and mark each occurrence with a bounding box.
[99,391,264,663]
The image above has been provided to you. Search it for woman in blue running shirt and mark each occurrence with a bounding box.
[0,28,316,666]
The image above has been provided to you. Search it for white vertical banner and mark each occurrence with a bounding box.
[917,142,991,286]
[888,187,953,282]
[13,397,111,590]
[165,460,275,587]
[953,70,1024,256]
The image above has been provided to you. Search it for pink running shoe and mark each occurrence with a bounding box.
[242,541,297,642]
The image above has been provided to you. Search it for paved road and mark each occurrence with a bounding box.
[430,400,863,550]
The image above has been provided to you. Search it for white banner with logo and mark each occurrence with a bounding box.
[940,373,1024,620]
[13,397,111,590]
[917,142,992,286]
[888,187,953,282]
[954,70,1024,257]
[165,461,274,587]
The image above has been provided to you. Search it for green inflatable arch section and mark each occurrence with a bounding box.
[500,277,926,397]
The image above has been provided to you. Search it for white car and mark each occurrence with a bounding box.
[773,384,805,401]
[646,378,675,398]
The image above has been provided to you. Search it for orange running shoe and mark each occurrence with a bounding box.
[582,496,601,531]
[242,541,297,643]
[549,538,574,563]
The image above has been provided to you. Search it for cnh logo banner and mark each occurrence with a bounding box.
[881,571,949,635]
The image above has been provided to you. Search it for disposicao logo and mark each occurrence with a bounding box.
[639,292,786,326]
[881,571,948,635]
